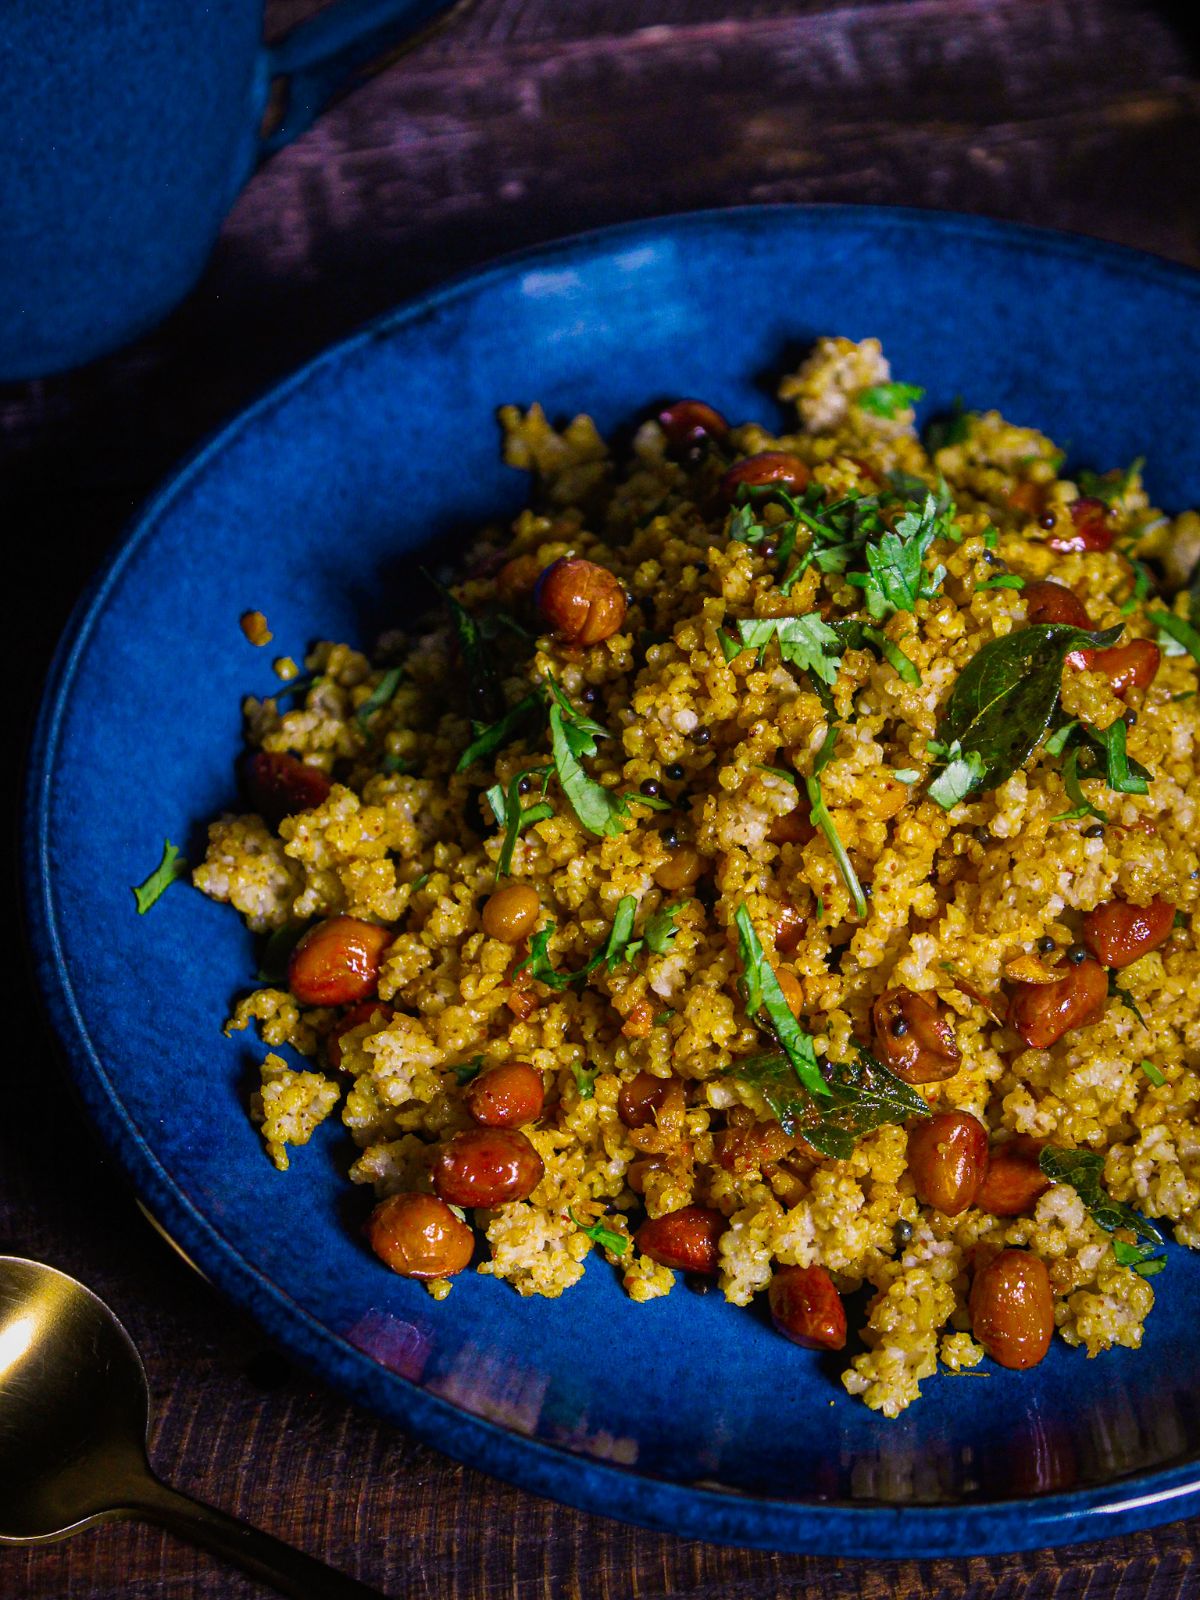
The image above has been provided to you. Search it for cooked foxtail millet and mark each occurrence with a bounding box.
[192,335,1200,1417]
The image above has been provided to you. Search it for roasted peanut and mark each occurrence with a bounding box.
[365,1192,474,1279]
[768,1264,847,1351]
[719,451,810,502]
[1082,895,1175,969]
[1023,579,1091,629]
[288,916,392,1007]
[635,1206,727,1274]
[906,1111,989,1215]
[481,883,540,943]
[464,1062,545,1128]
[536,557,627,645]
[1007,957,1107,1048]
[432,1128,545,1208]
[657,398,729,450]
[872,988,961,1083]
[1067,639,1160,697]
[1048,496,1116,553]
[976,1135,1050,1217]
[244,749,331,828]
[969,1250,1055,1369]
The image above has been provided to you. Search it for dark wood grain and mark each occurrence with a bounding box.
[9,1,1200,1595]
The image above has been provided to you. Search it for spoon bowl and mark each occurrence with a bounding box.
[0,1256,386,1598]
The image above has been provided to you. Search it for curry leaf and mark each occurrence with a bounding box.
[931,623,1123,802]
[355,666,405,729]
[1039,1145,1165,1263]
[736,1048,930,1158]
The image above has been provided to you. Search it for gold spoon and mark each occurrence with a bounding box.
[0,1256,388,1599]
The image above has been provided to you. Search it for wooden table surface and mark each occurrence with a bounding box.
[9,2,1200,1595]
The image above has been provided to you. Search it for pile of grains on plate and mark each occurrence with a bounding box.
[190,335,1200,1417]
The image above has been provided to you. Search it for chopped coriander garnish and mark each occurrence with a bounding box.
[828,618,922,686]
[409,872,430,892]
[1051,745,1108,824]
[654,1009,677,1026]
[569,1206,628,1255]
[488,765,554,878]
[1150,609,1200,666]
[1139,1058,1167,1087]
[856,381,925,418]
[982,527,999,549]
[732,903,828,1098]
[1078,457,1144,506]
[977,574,1025,591]
[518,895,663,989]
[643,902,683,955]
[545,675,668,837]
[355,667,404,729]
[846,494,949,621]
[455,691,545,774]
[453,1057,485,1085]
[892,768,920,783]
[1112,1237,1166,1278]
[132,839,189,914]
[1108,971,1148,1027]
[928,742,986,810]
[805,727,868,917]
[717,627,741,663]
[736,614,842,685]
[571,1061,598,1099]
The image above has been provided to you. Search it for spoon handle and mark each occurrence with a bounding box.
[129,1472,389,1600]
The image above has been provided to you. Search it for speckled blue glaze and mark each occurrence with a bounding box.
[24,209,1200,1555]
[0,0,459,379]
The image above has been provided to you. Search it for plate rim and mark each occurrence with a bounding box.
[23,202,1200,1557]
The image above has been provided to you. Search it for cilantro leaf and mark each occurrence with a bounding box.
[1051,745,1108,824]
[1111,1237,1166,1277]
[827,618,921,686]
[453,1057,484,1085]
[455,692,545,774]
[847,494,948,621]
[422,568,502,725]
[735,1048,929,1157]
[736,614,842,686]
[571,1061,598,1099]
[1150,609,1200,666]
[487,766,554,878]
[518,895,643,989]
[601,896,639,972]
[732,904,828,1097]
[355,666,404,729]
[644,903,683,955]
[1139,1058,1166,1087]
[805,726,868,917]
[857,382,925,418]
[1039,1145,1165,1271]
[978,574,1025,592]
[717,627,741,663]
[549,702,633,837]
[132,839,189,914]
[1078,457,1144,506]
[1108,971,1148,1027]
[928,744,987,810]
[569,1206,628,1255]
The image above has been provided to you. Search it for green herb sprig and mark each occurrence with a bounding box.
[132,840,189,914]
[1039,1145,1166,1276]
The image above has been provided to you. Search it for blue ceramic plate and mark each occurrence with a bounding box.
[25,207,1200,1556]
